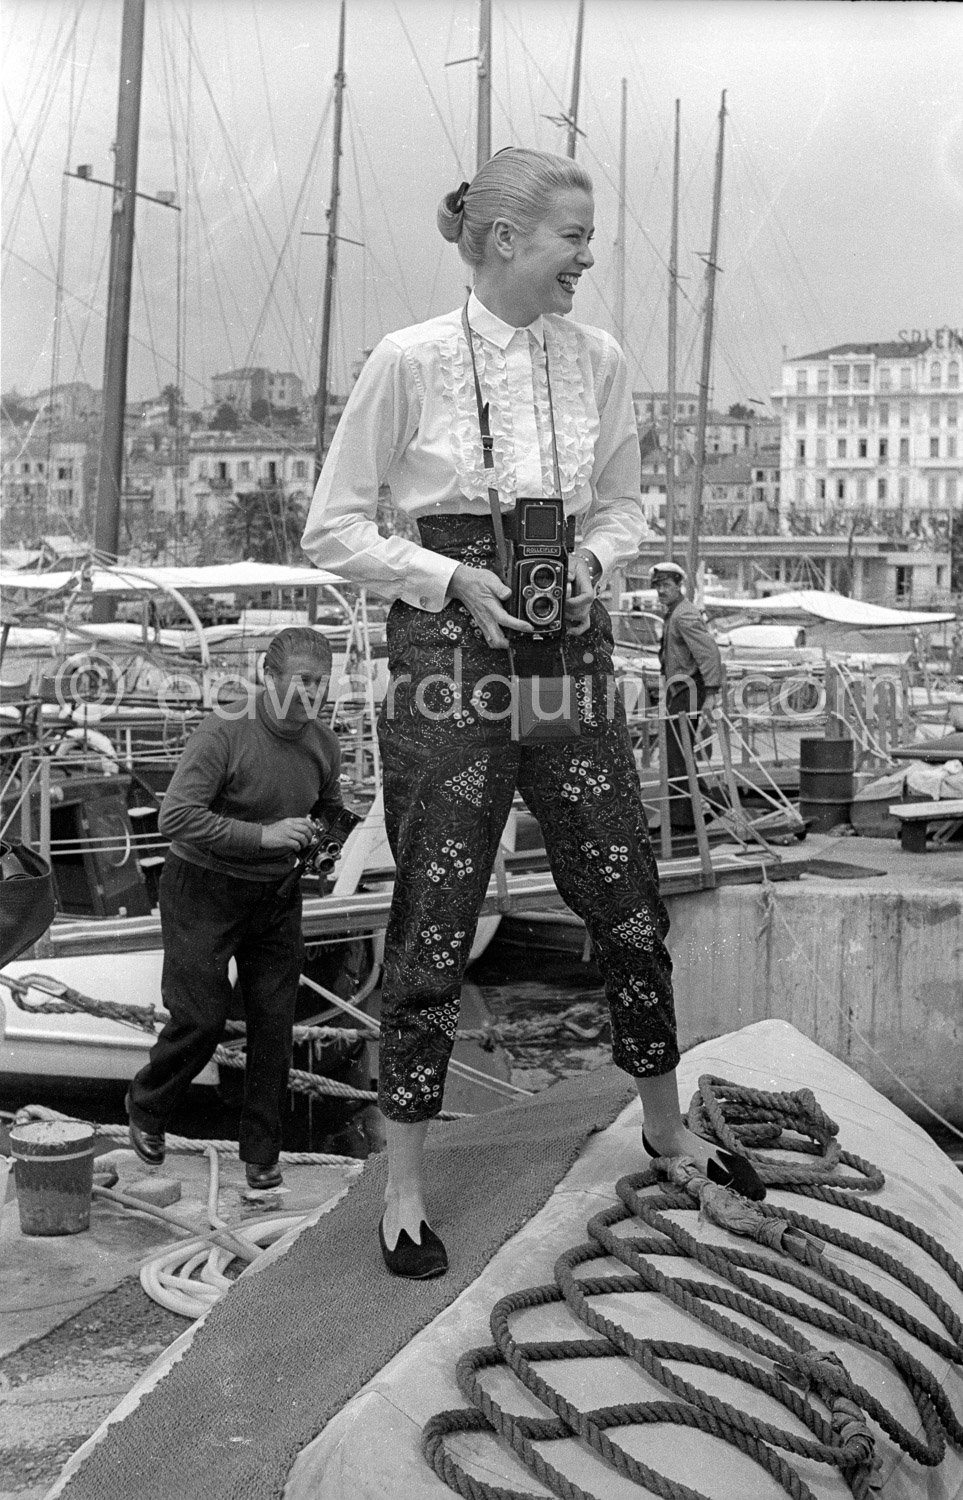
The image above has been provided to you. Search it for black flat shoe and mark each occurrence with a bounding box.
[245,1161,283,1191]
[128,1119,166,1167]
[642,1130,766,1202]
[379,1217,448,1279]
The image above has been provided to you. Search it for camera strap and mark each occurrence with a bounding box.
[461,300,564,584]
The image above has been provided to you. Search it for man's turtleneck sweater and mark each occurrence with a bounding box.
[158,690,343,881]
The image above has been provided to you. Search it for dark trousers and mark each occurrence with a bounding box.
[664,688,723,831]
[128,854,303,1164]
[375,515,680,1124]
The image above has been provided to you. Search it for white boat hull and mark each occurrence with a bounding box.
[0,950,217,1083]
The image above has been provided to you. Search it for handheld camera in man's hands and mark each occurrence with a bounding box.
[301,805,364,876]
[276,805,363,900]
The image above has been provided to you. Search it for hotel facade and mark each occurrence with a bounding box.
[772,335,961,525]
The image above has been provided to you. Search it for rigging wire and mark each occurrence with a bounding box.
[171,11,307,382]
[239,91,333,380]
[0,0,77,177]
[348,96,422,327]
[727,115,831,351]
[499,2,538,148]
[1,246,197,395]
[251,0,290,232]
[46,5,81,505]
[390,0,465,176]
[133,237,166,402]
[441,0,472,176]
[343,99,377,355]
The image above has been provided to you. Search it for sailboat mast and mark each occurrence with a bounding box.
[565,0,585,158]
[314,0,346,484]
[91,0,145,616]
[614,77,626,348]
[665,98,680,560]
[686,89,726,588]
[476,0,491,169]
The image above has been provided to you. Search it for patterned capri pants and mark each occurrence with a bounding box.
[377,514,680,1123]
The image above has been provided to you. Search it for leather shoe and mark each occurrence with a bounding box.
[128,1119,166,1167]
[379,1217,448,1279]
[245,1161,283,1191]
[642,1130,765,1202]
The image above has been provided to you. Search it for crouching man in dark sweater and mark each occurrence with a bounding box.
[127,627,344,1190]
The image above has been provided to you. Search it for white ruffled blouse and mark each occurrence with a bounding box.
[302,291,647,612]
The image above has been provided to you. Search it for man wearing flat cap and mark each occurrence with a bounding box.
[651,562,724,831]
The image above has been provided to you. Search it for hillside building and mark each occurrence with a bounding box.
[210,367,304,416]
[29,381,101,424]
[0,425,93,537]
[177,429,316,524]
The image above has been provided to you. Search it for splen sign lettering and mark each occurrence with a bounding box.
[896,327,963,350]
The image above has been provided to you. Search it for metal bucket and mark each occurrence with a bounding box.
[799,736,855,831]
[10,1120,96,1236]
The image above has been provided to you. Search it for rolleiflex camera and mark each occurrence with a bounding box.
[504,496,580,744]
[276,805,363,900]
[505,496,576,637]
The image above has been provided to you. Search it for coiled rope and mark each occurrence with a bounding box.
[423,1077,963,1500]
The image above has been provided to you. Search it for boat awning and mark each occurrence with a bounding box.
[704,589,956,628]
[0,561,344,596]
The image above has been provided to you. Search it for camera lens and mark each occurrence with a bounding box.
[530,563,558,592]
[528,594,559,624]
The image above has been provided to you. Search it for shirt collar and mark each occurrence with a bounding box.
[467,290,545,350]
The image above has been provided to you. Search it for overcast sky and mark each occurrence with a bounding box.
[2,0,962,414]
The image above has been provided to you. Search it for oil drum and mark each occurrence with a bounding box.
[798,736,854,831]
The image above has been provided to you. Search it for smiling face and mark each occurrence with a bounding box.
[483,186,595,327]
[516,187,595,318]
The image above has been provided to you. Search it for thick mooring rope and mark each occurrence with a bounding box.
[422,1077,963,1500]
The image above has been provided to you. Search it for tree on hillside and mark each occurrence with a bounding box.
[727,403,754,420]
[162,384,183,426]
[210,402,240,431]
[223,488,307,564]
[1,390,38,425]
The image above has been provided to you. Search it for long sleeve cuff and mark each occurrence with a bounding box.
[402,549,461,612]
[576,533,618,587]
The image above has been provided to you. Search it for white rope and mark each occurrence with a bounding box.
[13,1106,358,1164]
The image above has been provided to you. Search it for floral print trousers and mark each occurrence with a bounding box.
[376,515,680,1123]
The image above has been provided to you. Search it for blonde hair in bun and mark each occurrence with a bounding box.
[437,181,469,244]
[436,148,592,268]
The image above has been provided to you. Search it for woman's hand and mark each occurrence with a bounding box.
[565,551,599,636]
[447,564,534,649]
[260,817,315,852]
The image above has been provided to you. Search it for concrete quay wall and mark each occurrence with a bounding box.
[664,878,963,1126]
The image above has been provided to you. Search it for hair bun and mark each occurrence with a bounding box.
[436,181,470,243]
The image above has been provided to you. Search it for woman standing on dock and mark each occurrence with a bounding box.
[303,147,764,1280]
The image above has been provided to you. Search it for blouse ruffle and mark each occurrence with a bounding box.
[439,318,596,505]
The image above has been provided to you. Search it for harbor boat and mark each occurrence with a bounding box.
[0,553,482,1091]
[44,1019,963,1500]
